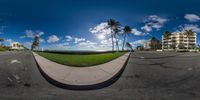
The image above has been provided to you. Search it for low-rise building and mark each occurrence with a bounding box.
[162,32,196,51]
[143,41,151,49]
[10,42,24,50]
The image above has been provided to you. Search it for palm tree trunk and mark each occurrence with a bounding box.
[114,35,119,52]
[111,35,114,52]
[38,45,40,51]
[116,40,119,51]
[122,33,127,51]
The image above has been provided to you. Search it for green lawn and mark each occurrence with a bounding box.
[0,46,8,51]
[36,52,127,67]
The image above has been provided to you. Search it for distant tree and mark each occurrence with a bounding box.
[196,44,200,52]
[150,37,161,50]
[0,38,4,46]
[190,45,196,49]
[16,43,20,48]
[122,25,132,51]
[107,19,121,52]
[184,29,195,50]
[136,45,144,51]
[178,43,185,49]
[163,31,172,50]
[170,44,176,49]
[150,37,156,50]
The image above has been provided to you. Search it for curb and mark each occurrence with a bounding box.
[32,52,131,90]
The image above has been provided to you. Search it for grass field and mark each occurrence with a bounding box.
[0,46,8,51]
[36,52,127,67]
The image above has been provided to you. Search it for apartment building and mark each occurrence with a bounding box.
[162,32,196,51]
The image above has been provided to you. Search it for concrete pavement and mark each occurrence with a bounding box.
[32,52,130,89]
[1,51,200,100]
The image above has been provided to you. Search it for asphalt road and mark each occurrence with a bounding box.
[0,51,200,100]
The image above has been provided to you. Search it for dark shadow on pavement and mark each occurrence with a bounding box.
[32,52,131,90]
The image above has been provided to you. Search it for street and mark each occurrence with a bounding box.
[0,51,200,100]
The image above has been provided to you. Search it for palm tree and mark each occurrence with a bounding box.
[107,19,121,52]
[31,36,40,51]
[122,25,132,51]
[35,36,40,47]
[163,31,171,50]
[0,38,4,46]
[31,44,35,51]
[150,37,157,50]
[184,29,194,50]
[114,28,121,51]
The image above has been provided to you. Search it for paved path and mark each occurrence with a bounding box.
[32,52,130,89]
[1,51,200,100]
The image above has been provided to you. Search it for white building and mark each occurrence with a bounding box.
[162,32,196,51]
[143,41,151,49]
[10,42,24,50]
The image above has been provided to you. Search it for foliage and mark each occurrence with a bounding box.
[178,43,185,49]
[122,25,132,50]
[150,37,161,50]
[107,19,121,51]
[184,29,195,50]
[0,46,9,51]
[31,36,40,50]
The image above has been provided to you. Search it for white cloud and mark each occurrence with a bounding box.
[141,25,152,33]
[40,38,45,43]
[90,22,146,38]
[65,35,73,41]
[63,42,69,46]
[47,35,60,43]
[99,38,122,50]
[25,30,45,38]
[56,42,70,48]
[5,39,14,44]
[0,26,7,34]
[89,22,111,36]
[74,37,86,43]
[25,30,35,38]
[178,24,200,32]
[131,28,145,36]
[184,14,200,22]
[100,38,112,46]
[130,39,149,48]
[4,39,16,46]
[19,35,26,39]
[76,40,97,48]
[37,32,44,37]
[89,22,114,40]
[43,42,70,50]
[23,42,32,47]
[141,15,167,32]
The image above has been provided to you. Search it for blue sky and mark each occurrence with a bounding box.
[0,0,200,50]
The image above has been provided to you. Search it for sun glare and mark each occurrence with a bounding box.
[97,34,105,40]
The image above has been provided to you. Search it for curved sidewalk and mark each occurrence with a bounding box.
[32,52,130,90]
